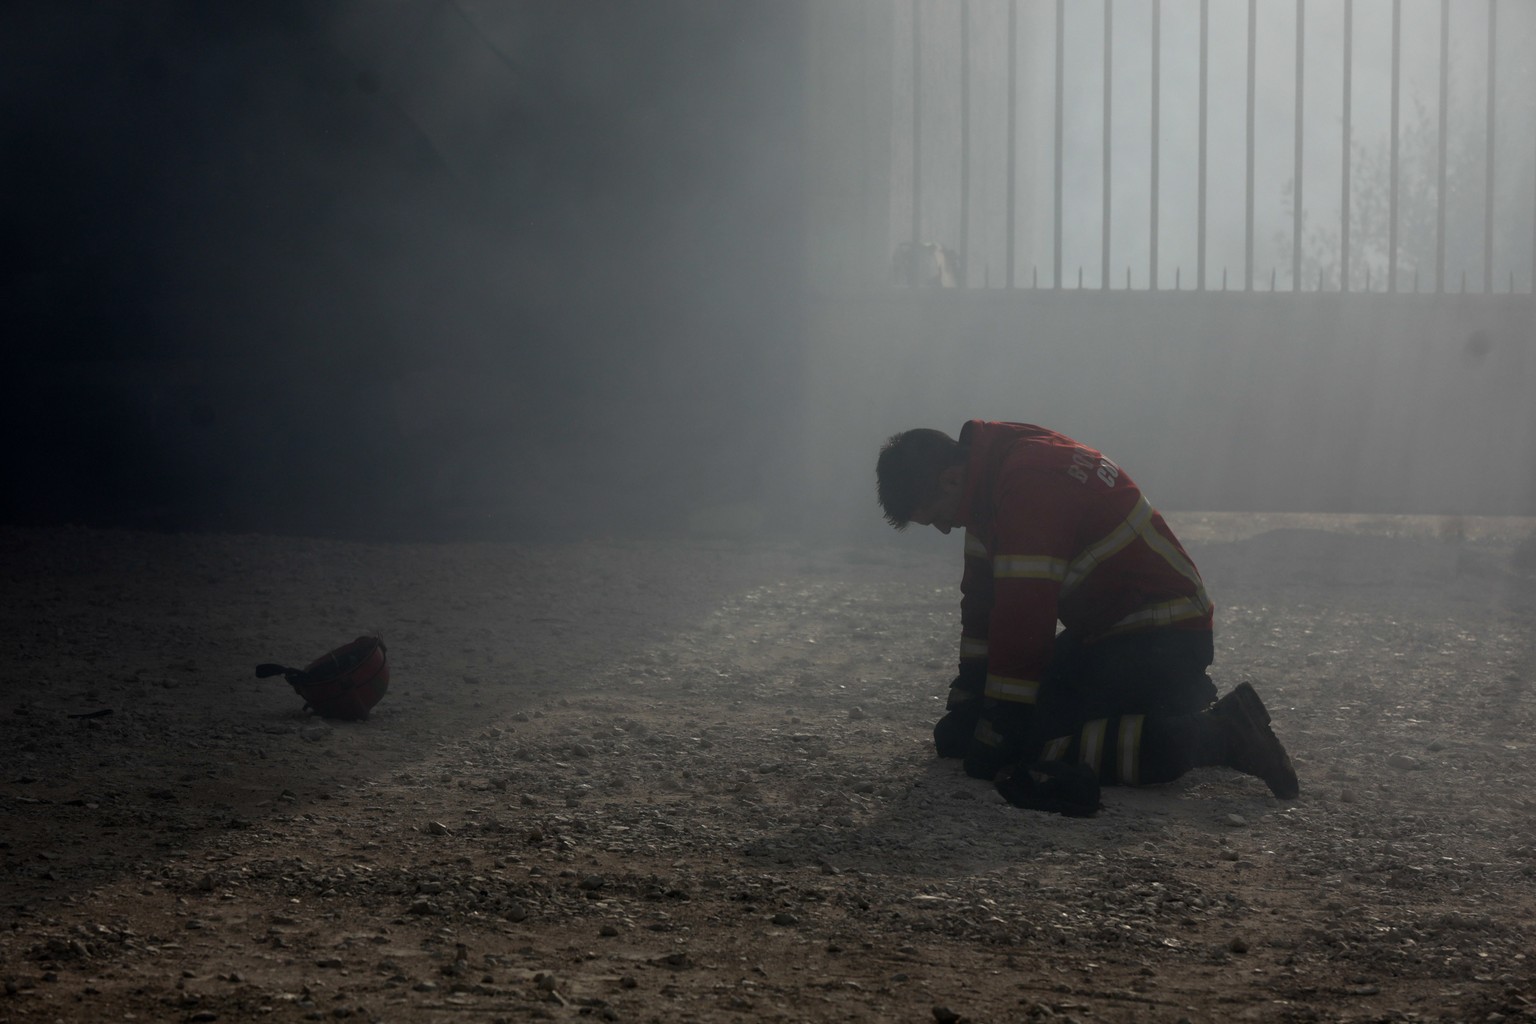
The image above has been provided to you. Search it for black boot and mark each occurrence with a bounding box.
[1207,683,1300,799]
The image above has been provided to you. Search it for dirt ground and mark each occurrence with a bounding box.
[3,514,1536,1024]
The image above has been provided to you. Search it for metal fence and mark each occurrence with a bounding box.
[892,0,1536,293]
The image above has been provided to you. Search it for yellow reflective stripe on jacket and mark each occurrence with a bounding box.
[1060,494,1212,614]
[1061,496,1153,593]
[1105,596,1211,633]
[992,555,1068,581]
[984,674,1039,704]
[1079,718,1108,776]
[1041,735,1073,761]
[1137,511,1209,597]
[960,636,989,659]
[1117,715,1145,786]
[964,531,988,559]
[973,717,1004,748]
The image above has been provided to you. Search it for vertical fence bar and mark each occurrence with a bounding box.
[1293,0,1305,291]
[1245,0,1256,290]
[910,0,921,247]
[1151,0,1161,291]
[1388,0,1400,292]
[1006,0,1017,288]
[1055,0,1065,289]
[1103,0,1113,289]
[960,0,970,286]
[1341,0,1352,291]
[1198,0,1208,290]
[1437,0,1449,292]
[1484,0,1497,293]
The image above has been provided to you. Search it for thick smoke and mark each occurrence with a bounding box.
[1,1,808,540]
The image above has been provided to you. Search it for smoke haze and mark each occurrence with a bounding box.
[2,1,1533,545]
[2,1,805,539]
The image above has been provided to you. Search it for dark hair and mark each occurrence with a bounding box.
[876,428,964,529]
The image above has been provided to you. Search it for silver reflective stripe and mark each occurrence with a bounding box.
[1107,596,1210,633]
[1079,718,1108,775]
[1042,735,1073,761]
[1135,514,1208,596]
[1060,495,1212,616]
[1061,496,1153,594]
[993,554,1069,581]
[960,636,989,659]
[984,675,1039,703]
[1118,715,1145,786]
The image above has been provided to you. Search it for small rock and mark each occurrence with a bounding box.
[1387,754,1421,771]
[1340,788,1358,803]
[1228,936,1249,954]
[848,706,867,721]
[1426,739,1446,752]
[933,1007,962,1024]
[427,821,451,836]
[1225,814,1248,826]
[771,912,799,926]
[599,924,619,937]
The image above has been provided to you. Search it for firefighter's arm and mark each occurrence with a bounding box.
[952,529,992,706]
[981,478,1078,708]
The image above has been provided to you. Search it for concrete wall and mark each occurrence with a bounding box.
[802,290,1536,541]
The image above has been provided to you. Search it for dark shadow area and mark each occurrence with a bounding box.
[1,1,808,542]
[0,523,815,918]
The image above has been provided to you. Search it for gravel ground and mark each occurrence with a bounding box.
[2,515,1535,1023]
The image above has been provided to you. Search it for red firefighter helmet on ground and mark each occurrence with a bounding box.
[256,636,389,719]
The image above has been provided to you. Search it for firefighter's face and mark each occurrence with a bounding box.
[909,465,965,535]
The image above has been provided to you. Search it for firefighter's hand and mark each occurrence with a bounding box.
[947,661,986,707]
[933,699,981,758]
[962,739,1011,780]
[960,702,1030,780]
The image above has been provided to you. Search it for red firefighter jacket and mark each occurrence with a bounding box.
[954,421,1213,707]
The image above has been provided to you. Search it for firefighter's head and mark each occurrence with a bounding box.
[876,428,967,534]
